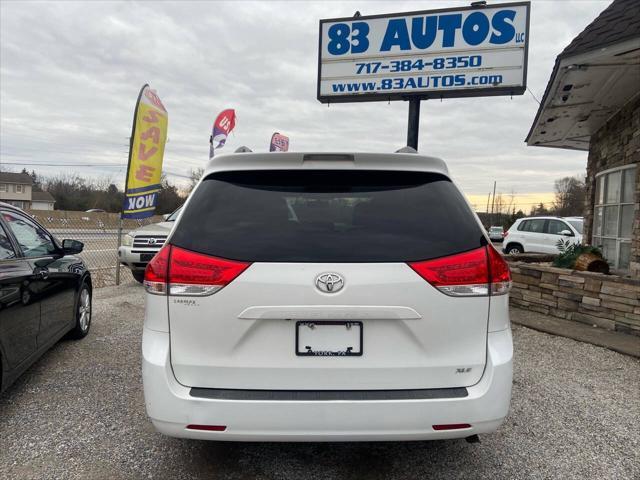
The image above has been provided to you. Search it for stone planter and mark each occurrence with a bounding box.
[574,252,609,274]
[507,261,640,336]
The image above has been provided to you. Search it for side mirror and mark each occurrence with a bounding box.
[560,230,573,237]
[162,214,170,221]
[62,239,84,255]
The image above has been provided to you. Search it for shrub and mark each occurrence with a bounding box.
[553,239,606,270]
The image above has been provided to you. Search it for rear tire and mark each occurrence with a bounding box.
[69,282,92,340]
[506,243,524,255]
[132,270,145,283]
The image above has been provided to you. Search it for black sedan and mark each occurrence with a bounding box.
[0,202,92,394]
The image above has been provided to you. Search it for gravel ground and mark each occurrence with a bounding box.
[1,283,639,480]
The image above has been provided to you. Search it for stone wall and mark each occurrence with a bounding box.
[509,262,640,336]
[583,95,640,275]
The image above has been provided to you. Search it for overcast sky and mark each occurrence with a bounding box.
[0,0,611,210]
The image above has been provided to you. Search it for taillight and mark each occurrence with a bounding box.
[487,244,511,295]
[169,246,250,296]
[144,245,251,296]
[408,246,511,297]
[143,245,170,295]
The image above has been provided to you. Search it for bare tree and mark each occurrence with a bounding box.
[187,168,204,193]
[530,202,550,216]
[38,171,185,213]
[488,191,518,228]
[553,176,586,216]
[156,174,184,214]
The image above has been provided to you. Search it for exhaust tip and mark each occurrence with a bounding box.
[465,434,481,443]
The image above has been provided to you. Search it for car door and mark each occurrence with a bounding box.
[0,219,41,371]
[546,219,577,253]
[520,219,547,252]
[2,210,76,346]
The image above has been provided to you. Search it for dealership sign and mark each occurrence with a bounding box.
[317,2,530,103]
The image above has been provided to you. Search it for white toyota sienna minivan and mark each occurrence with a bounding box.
[142,151,513,442]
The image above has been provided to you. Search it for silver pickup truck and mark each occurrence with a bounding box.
[118,207,181,282]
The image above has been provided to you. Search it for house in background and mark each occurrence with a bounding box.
[31,191,56,210]
[0,171,56,210]
[0,172,33,209]
[526,0,639,274]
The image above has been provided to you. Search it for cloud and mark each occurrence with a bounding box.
[0,0,609,198]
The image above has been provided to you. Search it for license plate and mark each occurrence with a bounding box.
[296,321,363,356]
[140,253,155,262]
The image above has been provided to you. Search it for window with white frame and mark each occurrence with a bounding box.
[592,164,637,271]
[15,184,24,193]
[0,184,7,192]
[6,200,25,209]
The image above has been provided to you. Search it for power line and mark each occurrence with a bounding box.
[2,162,123,167]
[527,87,541,105]
[1,162,193,181]
[1,163,558,200]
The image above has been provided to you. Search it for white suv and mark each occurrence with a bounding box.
[141,152,513,442]
[503,216,584,255]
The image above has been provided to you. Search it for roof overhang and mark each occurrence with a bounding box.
[526,37,640,151]
[0,179,32,185]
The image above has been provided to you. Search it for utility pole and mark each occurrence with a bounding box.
[490,181,497,226]
[485,193,491,227]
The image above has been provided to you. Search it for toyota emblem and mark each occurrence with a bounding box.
[315,273,344,293]
[147,238,157,245]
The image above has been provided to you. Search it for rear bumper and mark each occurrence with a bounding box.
[142,327,513,442]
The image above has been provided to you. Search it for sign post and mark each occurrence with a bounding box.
[317,2,531,150]
[407,99,421,150]
[115,216,123,285]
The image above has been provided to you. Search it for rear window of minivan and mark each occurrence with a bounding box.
[170,170,484,262]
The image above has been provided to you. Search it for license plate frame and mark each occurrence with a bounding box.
[295,321,363,357]
[140,253,155,262]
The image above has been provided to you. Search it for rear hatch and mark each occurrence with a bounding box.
[158,170,498,390]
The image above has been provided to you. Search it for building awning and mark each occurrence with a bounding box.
[526,0,640,151]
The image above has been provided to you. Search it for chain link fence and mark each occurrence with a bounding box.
[26,209,163,288]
